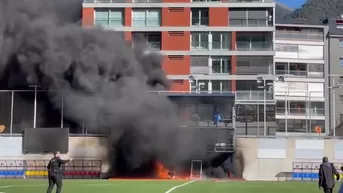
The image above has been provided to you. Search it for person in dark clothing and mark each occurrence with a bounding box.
[46,151,72,193]
[318,157,340,193]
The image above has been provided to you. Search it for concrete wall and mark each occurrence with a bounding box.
[1,136,342,180]
[237,137,343,181]
[0,136,109,171]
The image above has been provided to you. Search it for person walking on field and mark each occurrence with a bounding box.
[318,157,340,193]
[46,151,72,193]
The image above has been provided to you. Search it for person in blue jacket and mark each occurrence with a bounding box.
[213,113,221,127]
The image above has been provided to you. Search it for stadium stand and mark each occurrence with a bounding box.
[0,160,101,179]
[292,162,343,181]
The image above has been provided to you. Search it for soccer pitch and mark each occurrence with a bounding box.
[0,179,340,193]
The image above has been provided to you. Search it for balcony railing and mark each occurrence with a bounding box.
[191,18,209,26]
[275,107,325,116]
[275,31,324,41]
[132,19,161,27]
[275,70,324,78]
[191,42,231,50]
[147,42,161,50]
[192,0,221,2]
[94,19,123,27]
[229,19,272,27]
[84,0,162,2]
[235,91,274,101]
[84,0,272,2]
[235,42,272,51]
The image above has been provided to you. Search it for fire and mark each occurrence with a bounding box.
[155,161,190,180]
[156,161,170,179]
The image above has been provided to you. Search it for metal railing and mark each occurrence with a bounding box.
[275,31,324,41]
[235,91,274,101]
[94,19,123,27]
[191,18,209,26]
[190,42,231,50]
[229,19,272,27]
[235,42,272,51]
[132,19,161,27]
[84,0,273,2]
[275,70,324,78]
[275,107,325,116]
[84,0,162,2]
[147,42,161,50]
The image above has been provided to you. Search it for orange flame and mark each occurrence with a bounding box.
[156,161,170,179]
[155,161,190,180]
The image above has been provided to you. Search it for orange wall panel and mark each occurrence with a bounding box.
[169,80,189,92]
[162,8,191,26]
[161,31,190,51]
[82,8,94,27]
[162,55,190,75]
[125,8,132,26]
[209,8,228,26]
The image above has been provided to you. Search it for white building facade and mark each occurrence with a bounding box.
[273,24,329,135]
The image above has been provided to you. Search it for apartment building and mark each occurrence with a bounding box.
[82,0,275,91]
[82,0,276,135]
[273,24,328,135]
[325,17,343,134]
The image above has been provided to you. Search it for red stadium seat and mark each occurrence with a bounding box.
[64,171,72,175]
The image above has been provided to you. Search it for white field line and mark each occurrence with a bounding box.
[0,184,44,189]
[165,180,196,193]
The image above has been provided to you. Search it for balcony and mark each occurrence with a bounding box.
[147,42,161,50]
[84,0,162,2]
[275,107,325,120]
[275,31,324,42]
[229,19,272,27]
[84,0,271,2]
[132,19,161,27]
[191,18,209,26]
[191,42,231,50]
[275,70,324,79]
[235,42,272,51]
[235,91,275,104]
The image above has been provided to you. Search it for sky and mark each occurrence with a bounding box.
[278,0,307,9]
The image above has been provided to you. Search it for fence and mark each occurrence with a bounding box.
[0,160,101,179]
[291,162,343,181]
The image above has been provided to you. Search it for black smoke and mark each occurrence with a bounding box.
[0,0,224,177]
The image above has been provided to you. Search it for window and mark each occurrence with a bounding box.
[191,33,209,50]
[340,40,343,47]
[212,33,230,50]
[229,8,271,27]
[212,80,231,92]
[132,9,161,27]
[236,33,272,51]
[340,59,343,67]
[211,57,231,74]
[94,9,123,26]
[191,8,209,26]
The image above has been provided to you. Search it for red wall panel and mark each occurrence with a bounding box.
[162,31,190,51]
[162,8,191,26]
[82,8,94,27]
[209,8,228,26]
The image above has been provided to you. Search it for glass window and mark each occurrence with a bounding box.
[191,33,208,50]
[147,10,160,26]
[339,40,343,47]
[109,10,123,26]
[340,59,343,67]
[132,10,146,26]
[95,9,110,25]
[95,9,123,26]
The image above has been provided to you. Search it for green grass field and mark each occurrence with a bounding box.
[0,179,340,193]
